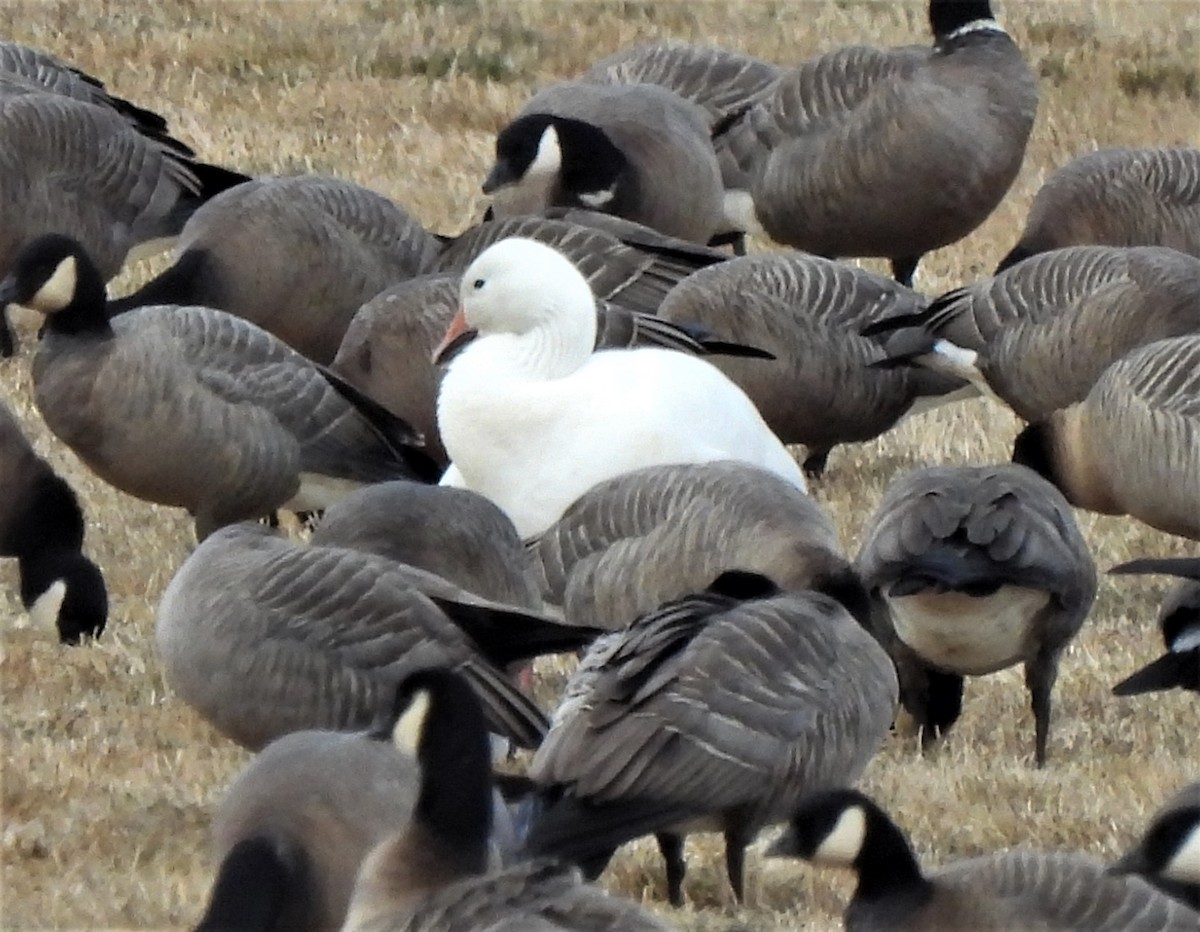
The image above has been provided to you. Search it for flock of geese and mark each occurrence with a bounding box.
[1,0,1199,929]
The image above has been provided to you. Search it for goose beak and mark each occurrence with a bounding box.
[482,161,517,194]
[1107,847,1149,876]
[432,308,479,365]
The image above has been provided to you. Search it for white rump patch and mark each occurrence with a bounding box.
[392,689,431,755]
[888,586,1051,675]
[28,579,67,631]
[942,19,1008,43]
[813,806,867,867]
[30,256,77,313]
[1162,824,1200,883]
[721,190,765,237]
[1172,624,1200,653]
[578,186,616,208]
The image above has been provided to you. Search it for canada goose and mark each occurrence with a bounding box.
[1111,783,1200,910]
[0,65,248,356]
[1108,557,1200,696]
[0,399,106,643]
[333,271,768,467]
[310,482,541,610]
[1012,335,1200,540]
[533,460,864,630]
[108,174,440,364]
[483,82,725,245]
[655,252,955,476]
[427,211,727,317]
[997,146,1200,272]
[715,0,1037,286]
[154,522,600,751]
[0,234,438,540]
[865,245,1200,422]
[432,237,806,539]
[342,667,674,932]
[855,464,1097,766]
[766,787,1200,931]
[194,713,519,931]
[523,571,897,907]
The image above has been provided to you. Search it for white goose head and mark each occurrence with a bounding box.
[433,237,597,379]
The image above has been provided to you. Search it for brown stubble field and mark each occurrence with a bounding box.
[0,1,1198,929]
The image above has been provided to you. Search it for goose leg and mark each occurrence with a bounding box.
[723,826,751,905]
[891,255,921,289]
[923,667,965,747]
[655,832,687,908]
[1025,651,1060,768]
[0,308,12,357]
[801,448,831,479]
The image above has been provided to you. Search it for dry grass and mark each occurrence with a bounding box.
[1,1,1198,929]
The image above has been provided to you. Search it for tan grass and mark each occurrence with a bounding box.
[1,1,1199,929]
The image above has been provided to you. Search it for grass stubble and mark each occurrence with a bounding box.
[0,1,1198,929]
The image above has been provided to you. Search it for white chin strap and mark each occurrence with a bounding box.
[941,19,1007,44]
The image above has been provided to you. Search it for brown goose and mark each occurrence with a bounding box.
[342,668,674,932]
[997,146,1200,272]
[855,464,1097,766]
[154,523,600,752]
[716,0,1037,286]
[0,235,438,540]
[193,705,519,932]
[866,245,1200,422]
[523,572,898,907]
[1112,783,1200,911]
[1108,557,1200,697]
[655,252,952,476]
[482,82,725,244]
[532,460,862,631]
[310,481,542,610]
[767,787,1200,931]
[108,175,439,364]
[0,398,106,643]
[1012,335,1200,540]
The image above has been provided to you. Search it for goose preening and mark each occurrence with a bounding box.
[1012,335,1200,540]
[432,237,807,539]
[341,668,674,932]
[997,146,1200,272]
[766,787,1200,931]
[310,481,541,610]
[108,174,439,364]
[1107,557,1200,697]
[482,82,725,244]
[0,399,107,643]
[855,464,1097,766]
[655,252,954,476]
[0,50,248,356]
[194,707,519,932]
[1111,783,1200,911]
[533,460,862,630]
[714,0,1037,286]
[865,245,1200,422]
[0,235,438,540]
[523,572,898,907]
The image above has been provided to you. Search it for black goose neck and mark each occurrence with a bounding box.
[929,0,997,43]
[852,808,934,908]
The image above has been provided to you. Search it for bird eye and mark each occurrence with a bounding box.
[472,279,485,290]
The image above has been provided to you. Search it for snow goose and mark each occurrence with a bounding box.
[432,237,806,539]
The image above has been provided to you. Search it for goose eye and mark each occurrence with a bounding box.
[472,278,485,290]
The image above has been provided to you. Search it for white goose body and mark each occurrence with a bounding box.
[436,238,806,539]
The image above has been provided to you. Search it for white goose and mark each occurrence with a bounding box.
[433,237,806,539]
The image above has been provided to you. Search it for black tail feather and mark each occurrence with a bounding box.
[524,793,699,866]
[430,597,604,666]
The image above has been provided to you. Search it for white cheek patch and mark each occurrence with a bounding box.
[1162,825,1200,883]
[28,579,67,630]
[813,805,866,867]
[527,124,563,180]
[392,689,431,755]
[578,186,616,208]
[31,255,77,313]
[1171,624,1200,653]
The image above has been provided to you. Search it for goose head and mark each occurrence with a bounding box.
[0,234,108,334]
[1111,803,1200,887]
[930,0,1004,46]
[432,237,597,378]
[22,549,109,645]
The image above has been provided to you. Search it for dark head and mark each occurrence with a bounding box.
[1110,804,1200,892]
[929,0,998,43]
[767,788,930,904]
[374,668,493,869]
[994,242,1036,275]
[20,549,109,645]
[485,114,626,210]
[706,569,781,601]
[0,234,108,334]
[1011,421,1057,484]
